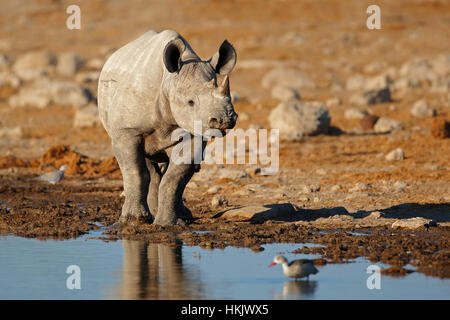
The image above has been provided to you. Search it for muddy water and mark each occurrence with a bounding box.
[0,232,449,300]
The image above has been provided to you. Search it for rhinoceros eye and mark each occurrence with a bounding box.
[188,100,195,106]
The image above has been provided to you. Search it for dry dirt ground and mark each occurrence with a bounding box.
[0,0,449,278]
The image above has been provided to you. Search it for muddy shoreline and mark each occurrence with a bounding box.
[1,174,448,279]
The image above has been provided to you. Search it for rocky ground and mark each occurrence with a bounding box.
[0,0,449,278]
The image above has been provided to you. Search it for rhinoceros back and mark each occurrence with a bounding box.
[98,30,184,134]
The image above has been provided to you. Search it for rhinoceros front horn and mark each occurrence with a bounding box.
[219,75,230,96]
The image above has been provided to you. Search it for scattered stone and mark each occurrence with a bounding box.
[9,79,92,108]
[391,217,432,230]
[392,180,407,192]
[364,211,384,219]
[360,114,379,130]
[326,97,341,107]
[346,192,369,200]
[398,57,435,88]
[0,71,21,88]
[12,50,56,81]
[330,184,341,192]
[57,52,83,76]
[270,85,300,101]
[73,104,101,128]
[385,148,404,161]
[349,183,370,192]
[0,126,22,139]
[85,57,104,70]
[218,203,297,223]
[207,185,222,194]
[374,117,403,133]
[211,195,227,207]
[431,118,450,138]
[316,168,327,175]
[364,75,393,91]
[411,100,436,117]
[350,87,392,105]
[300,184,320,193]
[344,108,368,119]
[218,168,250,180]
[269,100,330,141]
[262,68,315,89]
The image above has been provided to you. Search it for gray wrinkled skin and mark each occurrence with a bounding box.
[98,30,238,225]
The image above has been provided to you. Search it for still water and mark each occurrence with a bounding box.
[0,231,449,300]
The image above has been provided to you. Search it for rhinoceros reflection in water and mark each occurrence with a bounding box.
[113,240,204,299]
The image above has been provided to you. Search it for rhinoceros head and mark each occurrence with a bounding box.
[163,38,238,135]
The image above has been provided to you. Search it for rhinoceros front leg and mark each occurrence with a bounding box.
[112,134,152,223]
[146,159,163,217]
[153,160,195,226]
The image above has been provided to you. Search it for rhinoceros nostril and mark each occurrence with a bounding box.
[208,117,219,129]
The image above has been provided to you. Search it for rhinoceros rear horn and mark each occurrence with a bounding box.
[163,39,185,73]
[209,40,237,75]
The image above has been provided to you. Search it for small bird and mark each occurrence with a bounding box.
[35,165,67,185]
[269,255,319,280]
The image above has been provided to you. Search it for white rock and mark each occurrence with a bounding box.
[364,74,393,91]
[385,148,404,161]
[330,184,341,192]
[0,126,22,139]
[269,100,330,141]
[211,195,227,207]
[73,104,101,127]
[374,117,403,133]
[207,185,222,194]
[57,52,83,76]
[12,51,56,81]
[9,79,92,108]
[270,85,301,101]
[326,97,341,107]
[344,108,369,119]
[349,183,370,192]
[411,100,436,117]
[85,57,105,70]
[0,71,21,88]
[219,203,297,222]
[392,180,407,192]
[391,217,431,230]
[262,68,315,89]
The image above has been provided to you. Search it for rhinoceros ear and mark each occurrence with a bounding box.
[209,40,237,75]
[163,39,185,73]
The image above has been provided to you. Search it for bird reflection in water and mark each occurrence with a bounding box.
[114,240,203,299]
[273,280,318,299]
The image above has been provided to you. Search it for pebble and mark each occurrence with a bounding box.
[385,148,404,161]
[411,100,436,117]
